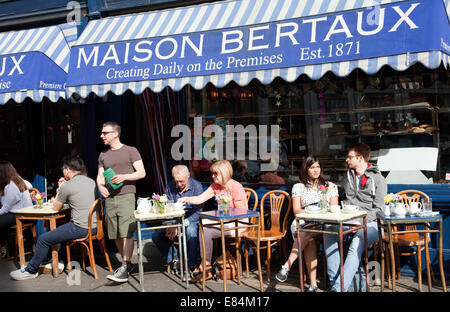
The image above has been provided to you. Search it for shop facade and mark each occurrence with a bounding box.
[66,0,450,276]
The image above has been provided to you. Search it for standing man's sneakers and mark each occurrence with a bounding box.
[107,266,129,283]
[10,268,38,281]
[275,265,289,282]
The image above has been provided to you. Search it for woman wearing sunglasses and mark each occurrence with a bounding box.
[178,160,247,281]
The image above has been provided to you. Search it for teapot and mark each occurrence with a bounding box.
[137,197,152,213]
[392,203,407,217]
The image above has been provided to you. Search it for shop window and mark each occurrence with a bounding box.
[0,100,26,176]
[185,64,448,185]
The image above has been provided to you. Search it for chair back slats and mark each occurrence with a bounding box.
[96,199,105,239]
[244,187,258,224]
[396,190,430,232]
[260,190,291,233]
[88,198,104,239]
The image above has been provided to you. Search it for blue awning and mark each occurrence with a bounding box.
[67,0,450,98]
[0,22,78,104]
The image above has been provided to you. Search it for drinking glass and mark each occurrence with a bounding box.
[422,198,432,215]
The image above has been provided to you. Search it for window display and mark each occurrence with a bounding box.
[186,64,448,185]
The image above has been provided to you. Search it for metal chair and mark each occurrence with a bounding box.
[241,190,292,281]
[66,198,112,279]
[382,190,435,291]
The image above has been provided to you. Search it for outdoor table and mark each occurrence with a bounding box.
[134,209,188,292]
[12,203,69,277]
[198,208,263,292]
[295,210,369,292]
[376,212,447,292]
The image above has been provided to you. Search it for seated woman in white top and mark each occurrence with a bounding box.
[275,156,338,292]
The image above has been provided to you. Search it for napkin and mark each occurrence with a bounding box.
[103,168,124,190]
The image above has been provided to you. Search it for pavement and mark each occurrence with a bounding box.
[0,239,448,293]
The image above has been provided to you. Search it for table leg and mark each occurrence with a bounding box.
[234,220,241,284]
[424,224,431,292]
[387,223,396,292]
[438,220,447,292]
[297,218,304,292]
[137,220,144,292]
[363,216,370,292]
[177,221,184,284]
[181,217,189,289]
[378,223,386,292]
[15,216,25,269]
[49,218,59,278]
[339,223,344,292]
[220,220,227,292]
[377,220,385,292]
[199,219,206,292]
[256,216,263,292]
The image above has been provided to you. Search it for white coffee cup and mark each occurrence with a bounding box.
[343,204,357,212]
[329,205,341,213]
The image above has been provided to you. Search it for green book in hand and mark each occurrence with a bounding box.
[103,168,124,190]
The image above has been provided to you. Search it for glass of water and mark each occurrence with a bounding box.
[422,198,432,215]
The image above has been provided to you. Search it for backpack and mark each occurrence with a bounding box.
[212,250,238,280]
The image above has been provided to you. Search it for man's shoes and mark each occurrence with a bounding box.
[107,266,128,283]
[169,259,180,275]
[275,265,289,283]
[307,285,318,292]
[10,268,38,281]
[126,263,135,274]
[39,261,65,274]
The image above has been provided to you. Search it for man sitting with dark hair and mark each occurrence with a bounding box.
[323,143,387,292]
[10,155,97,280]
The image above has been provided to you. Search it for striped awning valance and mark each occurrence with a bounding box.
[67,0,450,98]
[0,22,78,104]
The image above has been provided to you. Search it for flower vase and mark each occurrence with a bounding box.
[222,202,229,213]
[320,193,328,213]
[157,202,165,214]
[37,200,43,208]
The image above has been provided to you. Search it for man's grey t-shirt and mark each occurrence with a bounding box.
[57,174,97,229]
[98,144,142,196]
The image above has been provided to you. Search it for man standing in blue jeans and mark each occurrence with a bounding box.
[10,155,97,280]
[152,165,203,277]
[323,143,387,292]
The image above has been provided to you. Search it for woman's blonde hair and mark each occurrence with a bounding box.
[210,160,233,184]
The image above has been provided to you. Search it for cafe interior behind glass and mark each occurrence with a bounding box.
[185,63,449,185]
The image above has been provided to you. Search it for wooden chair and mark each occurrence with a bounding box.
[241,190,292,281]
[66,198,112,279]
[382,190,434,291]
